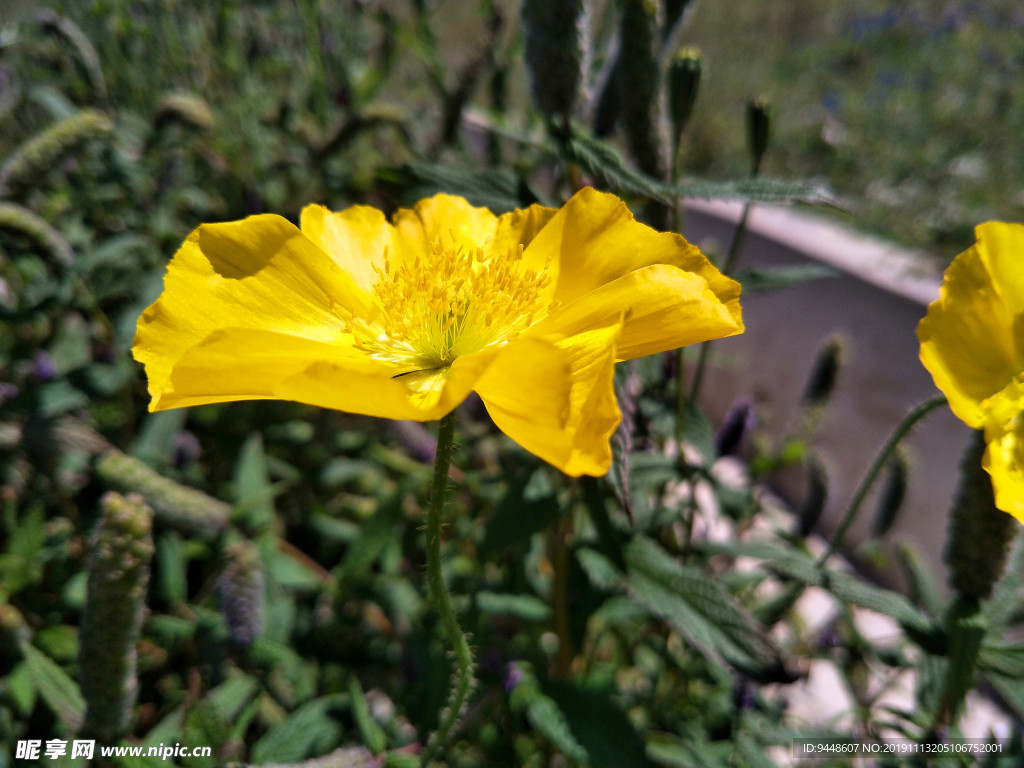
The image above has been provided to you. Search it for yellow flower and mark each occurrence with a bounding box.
[133,187,743,476]
[918,222,1024,521]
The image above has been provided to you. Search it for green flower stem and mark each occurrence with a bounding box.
[818,395,946,566]
[422,411,475,766]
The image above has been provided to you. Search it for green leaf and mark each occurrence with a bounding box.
[767,557,944,650]
[678,177,839,207]
[508,665,589,764]
[19,640,84,733]
[348,676,387,755]
[564,128,838,208]
[732,264,837,294]
[251,695,344,763]
[232,433,277,531]
[646,730,731,768]
[480,484,562,558]
[985,673,1024,722]
[624,537,793,683]
[979,642,1024,677]
[207,674,261,723]
[339,494,404,580]
[181,699,223,768]
[681,400,715,467]
[132,410,188,467]
[382,162,534,213]
[565,130,673,205]
[7,661,36,716]
[475,591,552,622]
[545,680,651,768]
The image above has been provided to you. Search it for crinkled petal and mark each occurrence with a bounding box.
[491,202,558,270]
[982,376,1024,522]
[300,204,398,294]
[275,348,495,421]
[525,186,740,315]
[473,320,623,476]
[525,263,742,360]
[133,215,372,410]
[918,222,1024,428]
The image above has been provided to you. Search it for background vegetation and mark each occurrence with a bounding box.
[1,1,1022,766]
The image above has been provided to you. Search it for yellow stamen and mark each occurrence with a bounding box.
[341,237,552,375]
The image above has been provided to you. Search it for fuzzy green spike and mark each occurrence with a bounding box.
[521,0,587,127]
[95,451,230,540]
[153,92,215,134]
[38,12,108,105]
[0,109,113,198]
[217,540,265,647]
[80,492,153,743]
[872,448,908,537]
[945,430,1017,600]
[616,0,665,180]
[0,202,74,266]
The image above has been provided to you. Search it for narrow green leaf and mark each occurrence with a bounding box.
[624,537,793,683]
[131,410,187,467]
[767,557,943,647]
[19,640,85,733]
[732,265,837,294]
[475,591,552,622]
[233,433,276,531]
[382,162,534,213]
[251,695,344,763]
[348,676,387,755]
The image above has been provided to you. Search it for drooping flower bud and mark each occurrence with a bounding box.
[80,492,153,743]
[746,96,772,175]
[668,47,702,147]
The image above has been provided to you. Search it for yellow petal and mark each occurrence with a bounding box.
[982,377,1024,522]
[524,186,740,315]
[154,328,371,410]
[918,222,1024,428]
[392,193,500,258]
[300,203,397,294]
[491,202,558,268]
[133,215,373,410]
[525,263,742,361]
[275,348,494,421]
[474,321,623,476]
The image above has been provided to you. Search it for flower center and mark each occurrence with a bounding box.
[345,237,552,377]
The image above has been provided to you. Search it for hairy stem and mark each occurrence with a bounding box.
[422,411,475,766]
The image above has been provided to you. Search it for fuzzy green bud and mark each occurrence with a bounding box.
[217,541,265,647]
[800,335,844,410]
[872,449,908,537]
[944,431,1017,600]
[522,0,587,126]
[0,109,112,199]
[746,96,772,175]
[797,454,828,538]
[80,492,153,743]
[668,47,702,146]
[95,451,230,539]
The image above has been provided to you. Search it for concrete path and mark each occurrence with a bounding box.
[682,199,969,588]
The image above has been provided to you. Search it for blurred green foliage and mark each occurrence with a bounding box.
[0,1,1022,767]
